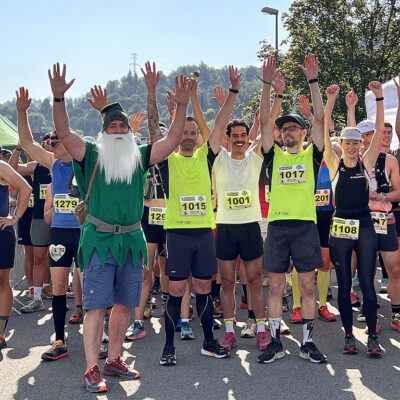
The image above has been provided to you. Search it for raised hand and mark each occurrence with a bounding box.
[167,75,190,106]
[229,65,242,90]
[299,53,319,81]
[393,73,400,98]
[326,84,340,101]
[254,108,260,123]
[141,61,160,90]
[15,87,32,112]
[297,95,311,118]
[87,85,108,111]
[129,112,146,133]
[212,85,228,107]
[262,56,279,84]
[48,63,75,97]
[272,70,285,95]
[345,88,358,108]
[165,92,176,113]
[368,81,383,98]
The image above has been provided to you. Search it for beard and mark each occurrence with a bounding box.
[97,131,142,185]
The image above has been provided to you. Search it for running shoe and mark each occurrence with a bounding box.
[352,276,360,289]
[180,322,195,340]
[350,292,361,308]
[364,320,381,334]
[257,331,270,351]
[84,363,107,393]
[318,306,336,322]
[66,289,74,299]
[357,312,366,322]
[20,298,45,313]
[379,278,388,294]
[282,297,289,312]
[0,335,6,350]
[201,339,231,358]
[257,340,285,363]
[104,355,140,379]
[367,335,383,357]
[213,319,222,330]
[391,313,400,331]
[41,340,68,361]
[213,298,223,318]
[102,331,109,343]
[241,318,257,338]
[143,303,152,319]
[175,317,182,332]
[290,307,302,324]
[343,334,357,354]
[161,302,166,316]
[160,344,176,366]
[299,342,327,363]
[69,307,84,324]
[98,344,108,359]
[41,286,53,300]
[126,321,146,341]
[240,297,248,309]
[326,287,333,301]
[27,288,34,300]
[220,332,238,350]
[280,319,291,335]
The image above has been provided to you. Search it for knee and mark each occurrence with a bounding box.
[169,283,186,297]
[269,281,284,297]
[389,266,400,281]
[298,281,314,299]
[52,283,69,296]
[221,278,235,292]
[112,303,130,315]
[247,275,262,291]
[194,281,211,295]
[143,269,153,282]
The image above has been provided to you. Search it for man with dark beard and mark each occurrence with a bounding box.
[48,63,190,393]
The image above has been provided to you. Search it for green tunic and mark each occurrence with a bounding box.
[73,140,149,270]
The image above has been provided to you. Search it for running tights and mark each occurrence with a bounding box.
[329,226,377,334]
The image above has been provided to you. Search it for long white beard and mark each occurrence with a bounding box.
[97,132,142,185]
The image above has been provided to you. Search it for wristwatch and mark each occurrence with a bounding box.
[11,213,20,221]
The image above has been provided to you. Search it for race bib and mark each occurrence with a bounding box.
[371,211,387,235]
[265,185,270,203]
[28,194,35,208]
[315,189,330,207]
[40,184,49,200]
[53,194,79,214]
[277,164,306,184]
[149,207,166,226]
[225,190,252,210]
[180,195,206,216]
[331,217,359,240]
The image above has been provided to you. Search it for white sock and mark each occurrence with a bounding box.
[33,286,42,300]
[181,318,189,323]
[43,283,50,288]
[224,319,234,333]
[256,320,266,333]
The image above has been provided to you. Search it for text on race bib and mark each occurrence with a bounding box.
[371,211,387,235]
[28,194,35,208]
[265,185,270,203]
[315,189,330,206]
[149,207,166,226]
[53,194,79,214]
[40,184,49,200]
[277,164,307,184]
[331,217,359,240]
[180,195,206,216]
[225,190,252,210]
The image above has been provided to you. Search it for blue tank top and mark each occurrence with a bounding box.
[316,163,333,212]
[51,160,80,229]
[0,184,13,232]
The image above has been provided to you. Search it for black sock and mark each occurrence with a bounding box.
[392,304,400,316]
[248,309,256,320]
[196,293,214,343]
[52,294,67,342]
[154,276,160,286]
[0,315,9,337]
[165,295,182,345]
[242,284,247,301]
[211,280,221,300]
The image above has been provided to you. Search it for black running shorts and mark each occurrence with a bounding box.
[0,229,16,269]
[215,222,263,261]
[141,206,166,245]
[316,211,333,248]
[49,227,80,267]
[377,223,399,252]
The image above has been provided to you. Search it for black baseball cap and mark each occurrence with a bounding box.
[275,113,306,130]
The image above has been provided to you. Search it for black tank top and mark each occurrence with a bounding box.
[32,164,52,219]
[332,159,372,227]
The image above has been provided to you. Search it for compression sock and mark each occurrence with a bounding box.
[302,318,315,344]
[52,294,67,342]
[292,268,301,309]
[165,295,182,345]
[317,270,331,307]
[196,293,214,342]
[268,317,281,342]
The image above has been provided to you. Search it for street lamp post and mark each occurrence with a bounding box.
[261,7,279,50]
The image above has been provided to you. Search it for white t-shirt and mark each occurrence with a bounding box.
[214,147,263,224]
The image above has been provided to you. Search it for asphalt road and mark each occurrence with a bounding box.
[1,270,399,400]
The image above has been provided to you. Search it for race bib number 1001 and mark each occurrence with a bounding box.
[180,195,206,216]
[225,190,252,210]
[331,217,359,240]
[53,194,79,214]
[277,164,306,184]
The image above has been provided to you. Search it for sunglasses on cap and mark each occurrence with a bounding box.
[45,136,60,147]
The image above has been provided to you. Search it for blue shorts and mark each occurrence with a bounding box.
[83,249,143,310]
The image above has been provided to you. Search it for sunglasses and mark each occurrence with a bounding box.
[46,137,60,147]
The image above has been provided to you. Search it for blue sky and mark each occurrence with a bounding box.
[0,0,291,102]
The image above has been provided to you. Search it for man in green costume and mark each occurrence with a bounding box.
[48,63,190,393]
